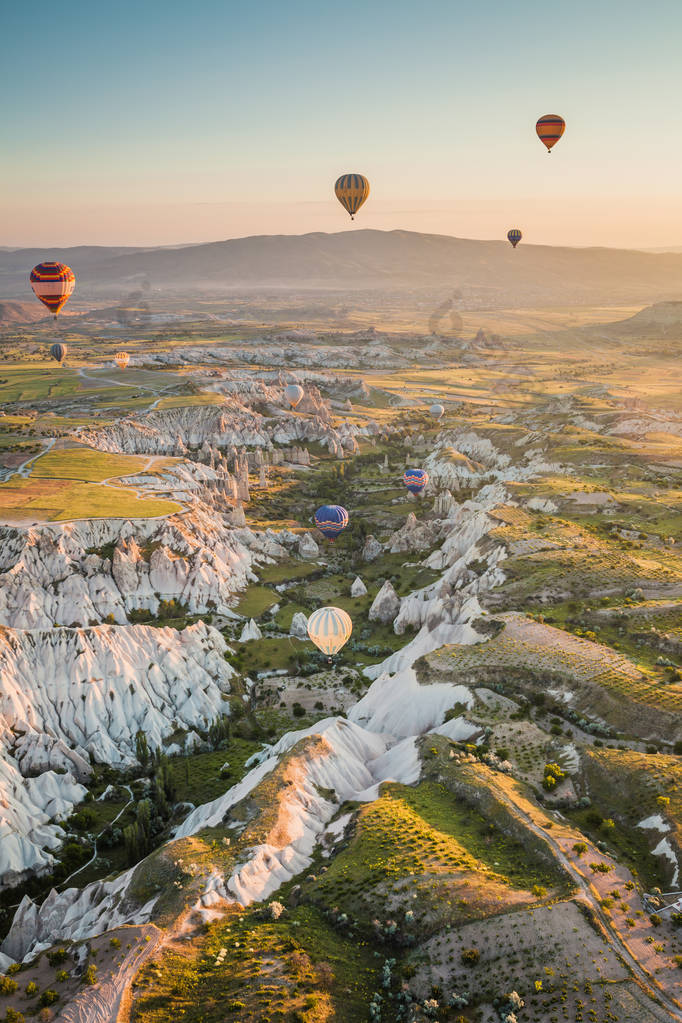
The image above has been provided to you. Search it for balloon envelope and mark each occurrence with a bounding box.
[507,228,522,249]
[430,403,445,420]
[536,115,565,152]
[307,606,353,657]
[115,351,130,369]
[49,342,67,364]
[314,504,349,541]
[334,174,370,219]
[403,468,429,495]
[284,383,304,408]
[30,262,75,317]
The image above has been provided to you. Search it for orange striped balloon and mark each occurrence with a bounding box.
[30,262,75,317]
[536,114,565,153]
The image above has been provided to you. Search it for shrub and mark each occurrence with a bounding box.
[460,948,480,966]
[55,970,69,983]
[81,965,97,986]
[6,1010,25,1023]
[25,981,38,996]
[0,977,18,996]
[46,950,68,968]
[39,991,59,1007]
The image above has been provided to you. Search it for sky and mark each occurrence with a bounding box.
[3,0,682,248]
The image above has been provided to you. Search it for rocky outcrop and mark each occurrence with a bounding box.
[0,622,234,767]
[78,403,376,463]
[0,620,233,888]
[0,495,283,629]
[350,576,367,597]
[298,533,319,559]
[387,512,442,553]
[368,580,401,624]
[239,619,262,642]
[289,612,309,639]
[362,535,383,562]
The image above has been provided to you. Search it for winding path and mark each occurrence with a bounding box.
[59,786,134,890]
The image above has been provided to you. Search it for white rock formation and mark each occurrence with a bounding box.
[362,535,383,562]
[289,612,309,639]
[350,576,367,597]
[0,495,282,629]
[239,619,262,642]
[387,512,441,553]
[298,533,319,559]
[0,622,233,767]
[368,580,401,624]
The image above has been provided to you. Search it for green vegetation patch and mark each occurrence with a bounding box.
[0,477,180,522]
[30,446,150,482]
[132,903,379,1023]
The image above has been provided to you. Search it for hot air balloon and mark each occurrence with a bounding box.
[284,383,304,409]
[507,229,522,249]
[334,174,370,220]
[430,403,445,420]
[49,343,67,364]
[30,262,75,318]
[536,115,565,153]
[314,504,349,541]
[307,606,353,658]
[403,468,429,495]
[114,351,130,370]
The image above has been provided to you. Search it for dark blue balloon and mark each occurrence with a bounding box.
[403,469,429,495]
[314,504,349,541]
[49,342,67,363]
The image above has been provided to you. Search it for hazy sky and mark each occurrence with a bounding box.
[3,0,682,248]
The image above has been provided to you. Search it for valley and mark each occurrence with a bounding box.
[0,301,679,1023]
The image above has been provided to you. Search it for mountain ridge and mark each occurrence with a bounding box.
[2,229,682,304]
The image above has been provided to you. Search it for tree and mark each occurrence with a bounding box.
[135,730,150,769]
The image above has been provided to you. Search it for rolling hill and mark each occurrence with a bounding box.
[2,230,682,306]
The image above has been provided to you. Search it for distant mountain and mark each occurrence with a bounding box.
[0,301,50,326]
[2,230,682,306]
[609,300,682,336]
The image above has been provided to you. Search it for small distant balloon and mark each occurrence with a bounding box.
[307,606,353,657]
[284,383,304,409]
[49,342,67,364]
[30,262,75,318]
[536,115,565,153]
[334,174,370,220]
[507,228,522,249]
[314,504,349,541]
[114,351,130,370]
[403,468,429,495]
[430,403,445,420]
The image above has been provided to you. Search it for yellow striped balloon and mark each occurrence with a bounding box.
[307,606,353,657]
[114,351,130,369]
[334,174,370,220]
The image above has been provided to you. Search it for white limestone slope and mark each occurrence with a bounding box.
[178,717,419,908]
[0,742,87,888]
[78,403,368,460]
[0,622,234,766]
[0,621,233,890]
[0,498,278,629]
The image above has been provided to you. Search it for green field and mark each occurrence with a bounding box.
[30,446,151,481]
[0,364,82,402]
[0,477,180,522]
